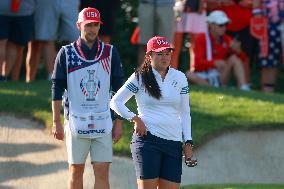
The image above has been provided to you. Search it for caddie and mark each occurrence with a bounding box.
[51,7,124,189]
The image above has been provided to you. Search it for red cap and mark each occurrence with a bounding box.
[146,36,174,54]
[77,7,103,26]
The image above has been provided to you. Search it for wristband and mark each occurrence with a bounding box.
[184,140,193,147]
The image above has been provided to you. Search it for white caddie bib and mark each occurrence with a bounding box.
[63,41,113,138]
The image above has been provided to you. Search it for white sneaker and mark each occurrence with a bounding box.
[240,84,251,91]
[47,73,52,81]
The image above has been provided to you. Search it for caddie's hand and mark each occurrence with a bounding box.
[132,116,147,137]
[112,119,123,144]
[52,122,64,141]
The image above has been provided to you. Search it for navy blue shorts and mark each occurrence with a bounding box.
[130,131,183,183]
[0,14,34,46]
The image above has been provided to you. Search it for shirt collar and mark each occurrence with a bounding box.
[77,37,100,60]
[209,32,224,45]
[151,67,171,81]
[79,37,98,52]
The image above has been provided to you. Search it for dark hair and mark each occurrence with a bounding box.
[135,55,161,99]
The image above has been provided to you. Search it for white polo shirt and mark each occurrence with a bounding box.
[110,68,192,142]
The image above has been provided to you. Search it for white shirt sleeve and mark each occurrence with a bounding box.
[180,74,192,141]
[110,73,138,121]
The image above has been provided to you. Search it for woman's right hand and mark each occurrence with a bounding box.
[132,116,147,136]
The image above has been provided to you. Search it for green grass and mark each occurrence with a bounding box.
[181,184,284,189]
[0,81,53,127]
[1,80,284,156]
[1,80,284,188]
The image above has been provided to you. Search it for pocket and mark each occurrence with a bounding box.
[130,137,145,154]
[131,132,147,143]
[131,133,138,144]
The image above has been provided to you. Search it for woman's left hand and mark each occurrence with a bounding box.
[184,145,193,159]
[184,145,198,167]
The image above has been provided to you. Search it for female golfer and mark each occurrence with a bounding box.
[110,36,195,189]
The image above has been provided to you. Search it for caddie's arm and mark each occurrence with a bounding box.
[110,46,124,143]
[52,100,64,140]
[51,47,67,141]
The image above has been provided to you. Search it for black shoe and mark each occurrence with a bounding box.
[0,75,8,81]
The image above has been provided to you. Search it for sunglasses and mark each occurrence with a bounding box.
[217,24,227,27]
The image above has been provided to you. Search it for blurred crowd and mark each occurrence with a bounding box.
[172,0,284,93]
[1,0,284,93]
[0,0,119,82]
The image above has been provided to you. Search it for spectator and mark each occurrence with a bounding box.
[207,0,255,84]
[0,0,35,81]
[25,0,79,83]
[51,7,124,189]
[10,47,24,80]
[281,0,284,67]
[80,0,120,44]
[251,0,283,92]
[171,0,207,70]
[187,10,250,90]
[137,0,175,65]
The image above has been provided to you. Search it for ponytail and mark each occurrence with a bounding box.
[135,55,161,99]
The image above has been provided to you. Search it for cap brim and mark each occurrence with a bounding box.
[216,18,230,24]
[208,18,230,25]
[80,20,103,25]
[149,47,174,53]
